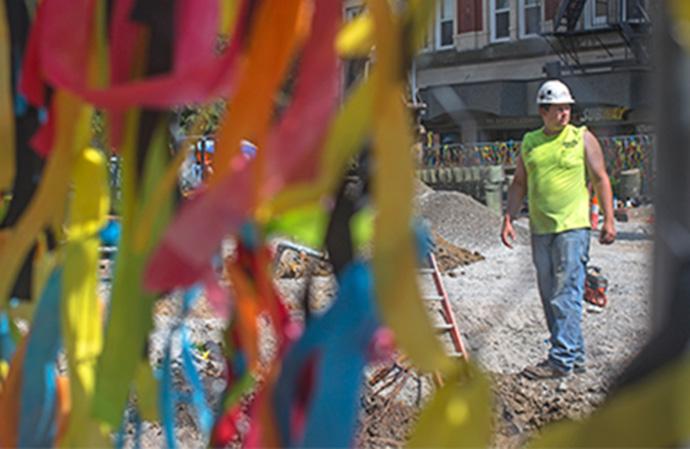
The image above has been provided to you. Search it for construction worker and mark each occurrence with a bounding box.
[500,80,616,380]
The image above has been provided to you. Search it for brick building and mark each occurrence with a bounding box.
[343,0,652,143]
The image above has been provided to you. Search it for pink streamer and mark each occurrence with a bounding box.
[262,0,341,195]
[144,0,341,292]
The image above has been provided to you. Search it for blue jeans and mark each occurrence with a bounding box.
[531,228,590,372]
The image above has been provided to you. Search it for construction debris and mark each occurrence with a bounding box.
[432,231,484,272]
[274,249,333,278]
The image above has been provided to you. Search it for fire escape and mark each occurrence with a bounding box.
[542,0,651,75]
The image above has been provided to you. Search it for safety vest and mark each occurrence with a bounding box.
[521,124,591,235]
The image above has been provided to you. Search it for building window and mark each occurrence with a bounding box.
[436,0,456,49]
[344,5,363,22]
[623,0,646,23]
[491,0,511,42]
[519,0,541,37]
[590,0,608,26]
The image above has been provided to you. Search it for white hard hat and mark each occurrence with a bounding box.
[537,80,575,105]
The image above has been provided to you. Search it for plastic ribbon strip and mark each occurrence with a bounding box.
[159,287,213,449]
[60,147,110,446]
[260,0,341,201]
[94,121,174,427]
[30,0,237,110]
[0,0,15,192]
[210,0,310,181]
[0,336,28,446]
[0,89,92,307]
[18,269,62,447]
[407,363,492,448]
[273,261,380,448]
[0,313,15,378]
[368,0,451,373]
[1,2,684,449]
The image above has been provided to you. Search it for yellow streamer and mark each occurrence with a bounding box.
[133,360,159,421]
[0,0,15,193]
[60,147,109,447]
[405,0,437,51]
[336,14,374,58]
[0,90,92,307]
[531,355,690,448]
[368,0,451,373]
[133,105,213,252]
[93,118,171,427]
[132,144,186,253]
[219,0,240,36]
[670,0,690,50]
[264,75,374,215]
[407,364,492,448]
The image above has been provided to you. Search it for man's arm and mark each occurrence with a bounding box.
[501,156,527,248]
[584,130,616,244]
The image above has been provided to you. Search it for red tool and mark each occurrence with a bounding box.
[584,265,608,307]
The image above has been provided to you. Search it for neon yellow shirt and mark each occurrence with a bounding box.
[521,124,591,235]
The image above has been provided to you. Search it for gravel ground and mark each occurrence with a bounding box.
[124,186,654,449]
[442,214,653,447]
[449,219,653,376]
[417,190,530,253]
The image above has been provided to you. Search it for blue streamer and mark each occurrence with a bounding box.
[114,406,142,449]
[18,269,63,448]
[159,334,176,449]
[181,327,213,435]
[0,312,16,362]
[114,419,126,449]
[12,57,28,116]
[159,286,213,449]
[239,221,259,251]
[133,407,142,449]
[414,219,433,263]
[274,261,380,448]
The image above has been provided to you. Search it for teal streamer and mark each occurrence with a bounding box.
[18,269,62,448]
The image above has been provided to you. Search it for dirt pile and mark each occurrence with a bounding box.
[354,369,610,449]
[272,226,484,279]
[433,231,484,272]
[356,389,419,448]
[415,179,434,198]
[491,373,608,448]
[418,190,529,253]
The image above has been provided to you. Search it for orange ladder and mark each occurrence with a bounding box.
[419,252,468,361]
[368,252,468,396]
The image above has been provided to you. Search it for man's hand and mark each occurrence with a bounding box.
[599,218,616,244]
[502,156,527,250]
[501,216,517,249]
[585,130,616,246]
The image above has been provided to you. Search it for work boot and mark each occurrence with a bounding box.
[574,361,587,374]
[522,360,571,380]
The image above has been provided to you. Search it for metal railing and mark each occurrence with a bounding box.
[420,133,655,195]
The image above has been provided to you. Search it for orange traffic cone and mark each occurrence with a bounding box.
[591,195,600,230]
